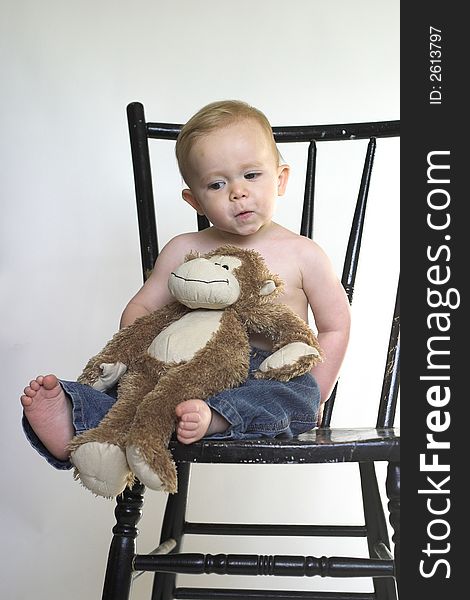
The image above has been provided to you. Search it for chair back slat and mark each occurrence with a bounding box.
[341,137,376,303]
[321,382,338,427]
[377,279,400,428]
[197,214,210,231]
[321,138,376,425]
[127,102,159,281]
[300,141,317,239]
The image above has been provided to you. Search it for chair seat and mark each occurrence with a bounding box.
[170,427,400,464]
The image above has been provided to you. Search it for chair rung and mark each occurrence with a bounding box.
[184,523,367,537]
[133,553,394,578]
[174,588,375,600]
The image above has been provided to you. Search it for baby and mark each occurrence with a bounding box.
[21,100,351,470]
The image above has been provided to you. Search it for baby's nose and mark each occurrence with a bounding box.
[229,182,247,200]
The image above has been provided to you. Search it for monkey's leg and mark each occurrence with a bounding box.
[125,364,237,492]
[68,368,159,498]
[125,365,200,494]
[127,317,249,493]
[125,387,179,494]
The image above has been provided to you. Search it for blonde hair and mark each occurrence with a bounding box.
[175,100,280,184]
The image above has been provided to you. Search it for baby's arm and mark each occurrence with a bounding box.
[250,304,323,381]
[79,303,189,387]
[120,234,197,328]
[300,239,351,406]
[81,234,199,388]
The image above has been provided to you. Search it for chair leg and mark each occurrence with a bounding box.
[386,462,400,597]
[101,481,145,600]
[359,463,397,600]
[151,463,191,600]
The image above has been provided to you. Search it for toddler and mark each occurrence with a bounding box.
[21,100,351,470]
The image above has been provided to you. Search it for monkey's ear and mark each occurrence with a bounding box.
[259,280,277,296]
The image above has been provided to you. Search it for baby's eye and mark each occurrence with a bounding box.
[245,172,261,180]
[208,181,225,190]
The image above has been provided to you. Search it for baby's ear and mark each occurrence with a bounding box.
[259,280,277,296]
[182,188,205,216]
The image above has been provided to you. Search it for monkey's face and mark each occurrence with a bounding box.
[169,255,242,309]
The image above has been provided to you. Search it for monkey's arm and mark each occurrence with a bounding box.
[247,304,324,381]
[78,302,189,388]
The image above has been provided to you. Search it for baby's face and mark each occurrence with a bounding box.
[182,119,289,237]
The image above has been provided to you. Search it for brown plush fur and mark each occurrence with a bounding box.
[68,245,322,496]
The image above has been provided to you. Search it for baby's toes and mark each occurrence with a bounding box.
[179,420,199,431]
[20,393,32,407]
[177,427,199,443]
[181,412,202,425]
[23,385,36,397]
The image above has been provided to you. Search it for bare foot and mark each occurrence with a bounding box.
[175,399,229,444]
[21,375,74,461]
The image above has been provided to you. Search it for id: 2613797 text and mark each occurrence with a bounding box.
[429,26,442,105]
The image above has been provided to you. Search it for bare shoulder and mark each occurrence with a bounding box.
[161,231,205,256]
[128,231,213,313]
[155,231,210,268]
[271,224,328,267]
[274,228,341,294]
[296,235,331,268]
[265,224,349,332]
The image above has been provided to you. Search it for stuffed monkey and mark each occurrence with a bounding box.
[68,245,323,497]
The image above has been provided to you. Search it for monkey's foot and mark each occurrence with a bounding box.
[70,442,133,498]
[126,445,177,494]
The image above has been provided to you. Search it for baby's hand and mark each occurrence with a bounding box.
[92,362,128,391]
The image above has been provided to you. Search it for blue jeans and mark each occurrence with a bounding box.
[22,348,320,470]
[205,348,320,440]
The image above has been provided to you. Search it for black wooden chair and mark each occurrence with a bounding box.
[101,102,400,600]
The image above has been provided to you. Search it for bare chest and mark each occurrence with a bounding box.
[262,255,307,319]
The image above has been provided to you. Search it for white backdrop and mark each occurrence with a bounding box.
[1,1,399,598]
